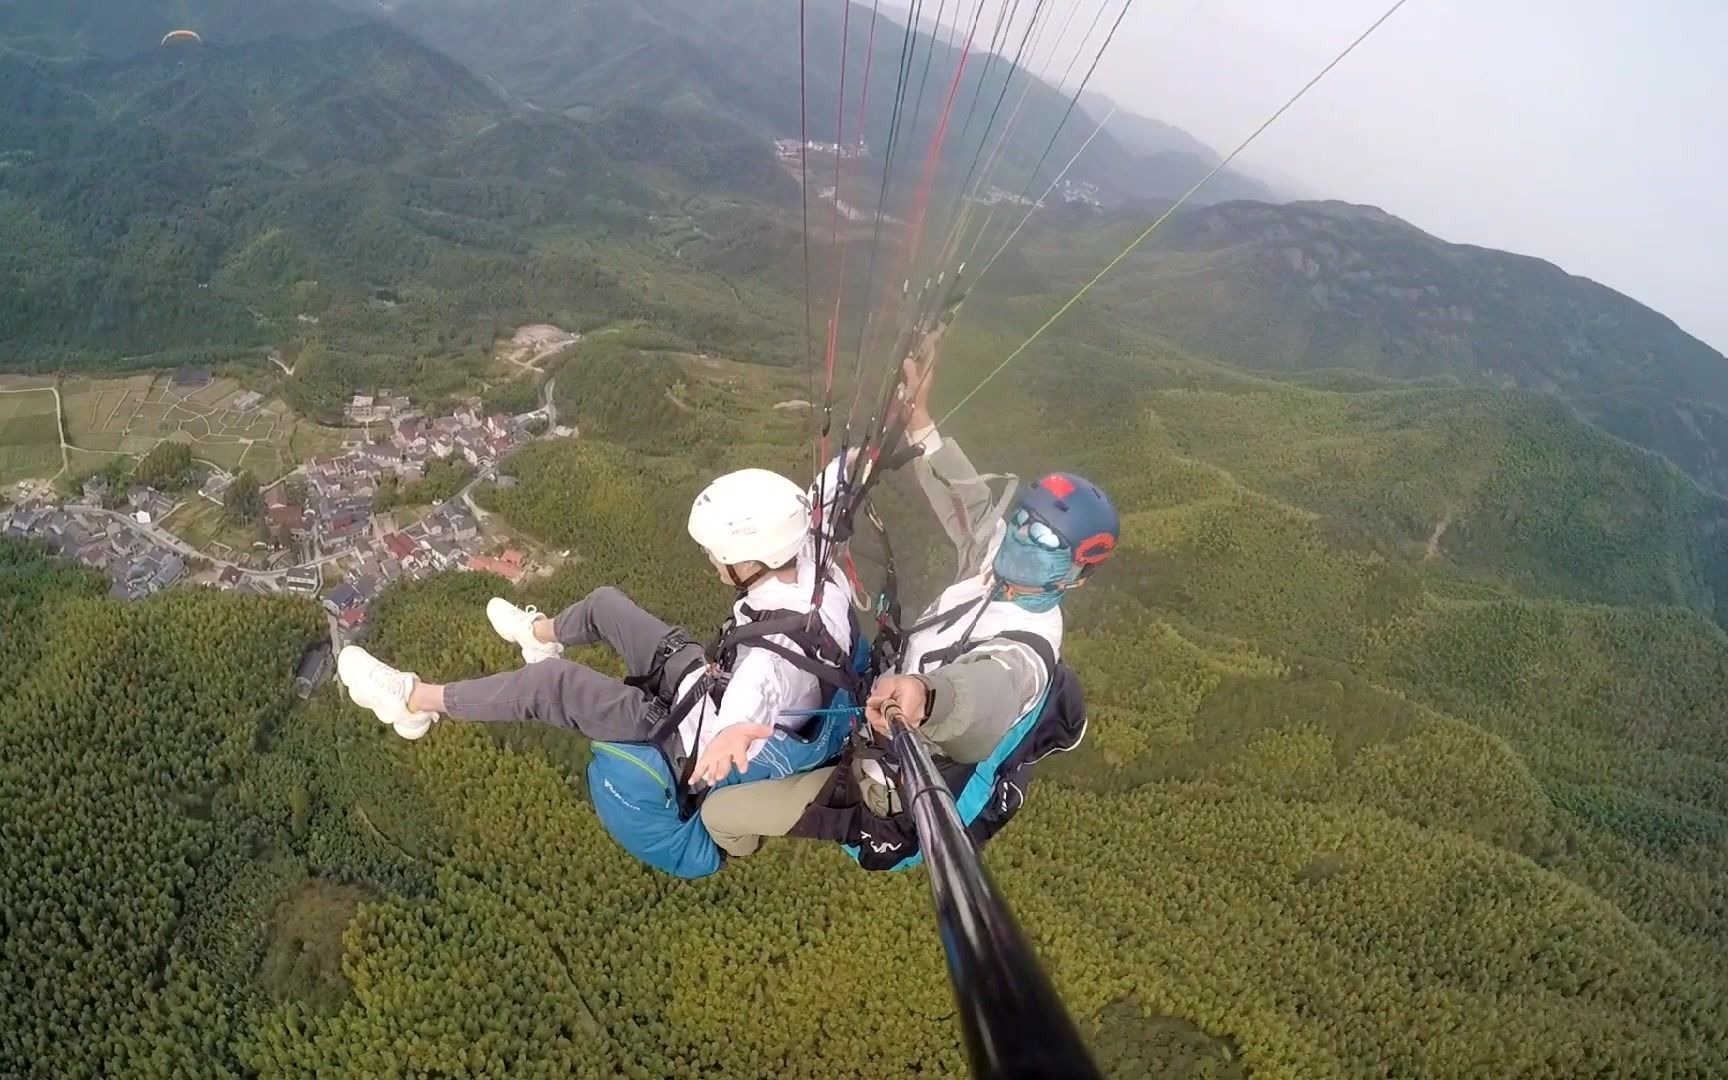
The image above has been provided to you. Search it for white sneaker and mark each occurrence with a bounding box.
[337,646,439,740]
[487,597,562,664]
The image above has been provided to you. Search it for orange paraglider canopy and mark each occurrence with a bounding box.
[161,29,202,46]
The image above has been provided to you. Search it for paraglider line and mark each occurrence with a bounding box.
[940,0,1416,426]
[799,0,819,468]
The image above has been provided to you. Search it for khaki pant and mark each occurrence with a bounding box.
[701,767,836,857]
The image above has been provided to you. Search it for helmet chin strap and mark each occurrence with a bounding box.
[727,563,771,596]
[990,567,1086,603]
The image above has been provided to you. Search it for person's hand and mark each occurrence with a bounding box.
[898,354,936,433]
[690,723,773,787]
[897,324,944,430]
[866,675,930,739]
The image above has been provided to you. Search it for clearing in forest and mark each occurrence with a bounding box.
[0,378,65,485]
[497,325,582,371]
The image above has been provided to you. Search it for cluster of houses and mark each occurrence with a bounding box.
[344,391,413,425]
[1058,178,1104,208]
[317,501,535,636]
[4,394,556,656]
[264,407,545,636]
[261,406,531,558]
[774,138,870,163]
[3,505,187,602]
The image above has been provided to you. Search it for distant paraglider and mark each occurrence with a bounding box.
[161,29,202,46]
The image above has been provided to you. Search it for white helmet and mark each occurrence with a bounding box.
[687,468,810,568]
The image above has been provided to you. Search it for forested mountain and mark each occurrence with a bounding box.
[9,318,1728,1074]
[7,1,1728,1076]
[1077,89,1281,204]
[0,12,801,390]
[327,0,1270,207]
[1080,89,1221,163]
[0,0,372,60]
[1020,199,1728,493]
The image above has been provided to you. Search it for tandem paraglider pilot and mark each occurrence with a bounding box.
[336,453,869,878]
[701,327,1119,870]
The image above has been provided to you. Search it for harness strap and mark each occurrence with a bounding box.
[623,628,696,696]
[905,593,987,639]
[912,598,993,672]
[715,609,856,691]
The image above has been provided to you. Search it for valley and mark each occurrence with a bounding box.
[2,2,1726,1078]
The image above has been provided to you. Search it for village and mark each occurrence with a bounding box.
[2,386,572,669]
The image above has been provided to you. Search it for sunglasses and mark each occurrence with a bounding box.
[1010,508,1066,551]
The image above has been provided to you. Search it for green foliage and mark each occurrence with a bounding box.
[134,440,198,491]
[224,469,262,524]
[481,375,541,417]
[373,459,470,513]
[1047,198,1728,495]
[0,20,801,389]
[0,540,322,1075]
[5,8,1728,1072]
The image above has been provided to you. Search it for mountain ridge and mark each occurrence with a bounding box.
[1016,197,1728,493]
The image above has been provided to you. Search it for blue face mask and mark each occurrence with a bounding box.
[992,522,1076,613]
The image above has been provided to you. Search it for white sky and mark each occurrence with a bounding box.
[917,0,1728,353]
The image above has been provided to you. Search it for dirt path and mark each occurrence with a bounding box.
[1425,509,1453,560]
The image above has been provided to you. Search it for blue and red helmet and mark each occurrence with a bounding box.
[1015,472,1119,572]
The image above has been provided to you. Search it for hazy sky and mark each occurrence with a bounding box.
[919,0,1728,354]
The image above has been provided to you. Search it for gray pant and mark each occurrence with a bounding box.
[443,586,704,744]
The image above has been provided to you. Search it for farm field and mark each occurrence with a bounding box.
[58,374,354,483]
[0,378,65,485]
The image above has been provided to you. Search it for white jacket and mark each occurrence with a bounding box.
[672,460,856,761]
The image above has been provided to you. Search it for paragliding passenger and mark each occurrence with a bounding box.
[337,462,856,792]
[702,328,1120,867]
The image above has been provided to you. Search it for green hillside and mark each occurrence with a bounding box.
[6,2,1728,1075]
[325,0,1260,208]
[0,0,372,61]
[1022,199,1728,493]
[9,308,1728,1074]
[0,17,814,411]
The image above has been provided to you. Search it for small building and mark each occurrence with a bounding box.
[267,504,308,533]
[230,390,264,412]
[420,538,456,569]
[284,568,320,594]
[466,549,527,585]
[339,606,367,631]
[201,473,233,501]
[324,582,362,616]
[218,566,244,588]
[294,643,333,699]
[152,555,186,591]
[382,532,417,563]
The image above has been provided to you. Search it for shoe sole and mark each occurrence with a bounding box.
[395,714,435,740]
[337,647,414,727]
[487,598,561,664]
